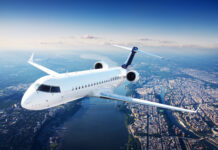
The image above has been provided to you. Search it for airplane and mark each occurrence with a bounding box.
[21,45,197,113]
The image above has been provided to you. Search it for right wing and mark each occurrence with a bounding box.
[28,53,59,76]
[95,92,197,113]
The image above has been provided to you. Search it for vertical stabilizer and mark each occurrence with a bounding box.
[122,46,138,69]
[113,44,163,69]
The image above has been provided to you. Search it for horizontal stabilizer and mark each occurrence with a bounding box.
[113,44,163,59]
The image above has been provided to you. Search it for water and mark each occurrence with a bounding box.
[55,84,129,150]
[58,98,128,150]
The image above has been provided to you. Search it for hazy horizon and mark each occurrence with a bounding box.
[1,0,218,53]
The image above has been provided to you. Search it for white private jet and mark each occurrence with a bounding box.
[21,45,197,113]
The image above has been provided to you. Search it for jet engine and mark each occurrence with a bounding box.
[94,61,109,69]
[126,70,139,82]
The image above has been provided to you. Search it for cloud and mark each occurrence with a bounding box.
[139,38,154,41]
[138,37,209,48]
[139,38,176,44]
[81,34,99,39]
[60,36,74,39]
[2,32,217,51]
[40,41,64,45]
[106,39,209,51]
[159,40,176,44]
[6,84,30,92]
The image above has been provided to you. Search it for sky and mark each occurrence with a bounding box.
[0,0,218,52]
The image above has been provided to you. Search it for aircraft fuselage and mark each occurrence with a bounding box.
[21,67,126,110]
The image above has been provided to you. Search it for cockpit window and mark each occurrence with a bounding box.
[51,86,61,93]
[37,84,50,92]
[37,84,61,93]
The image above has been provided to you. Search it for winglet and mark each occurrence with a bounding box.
[29,53,34,62]
[194,104,201,113]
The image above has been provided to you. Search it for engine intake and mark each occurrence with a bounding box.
[94,61,109,69]
[126,70,139,82]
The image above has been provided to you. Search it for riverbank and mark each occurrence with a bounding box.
[31,100,82,150]
[176,114,218,149]
[49,98,128,150]
[158,86,217,150]
[117,104,141,150]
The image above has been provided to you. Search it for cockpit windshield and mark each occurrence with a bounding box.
[37,84,61,93]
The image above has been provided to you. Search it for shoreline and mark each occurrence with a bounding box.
[31,100,82,150]
[117,103,141,150]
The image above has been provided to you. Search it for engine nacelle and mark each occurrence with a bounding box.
[126,70,139,82]
[94,61,109,69]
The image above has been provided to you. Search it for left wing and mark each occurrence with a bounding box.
[28,53,59,76]
[94,92,196,113]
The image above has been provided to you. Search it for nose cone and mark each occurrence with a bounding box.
[21,93,31,110]
[21,88,35,110]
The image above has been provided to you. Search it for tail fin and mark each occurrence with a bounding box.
[122,46,138,69]
[113,45,163,69]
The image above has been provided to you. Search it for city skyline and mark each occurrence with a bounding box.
[0,0,218,51]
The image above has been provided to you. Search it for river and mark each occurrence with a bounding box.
[55,83,129,150]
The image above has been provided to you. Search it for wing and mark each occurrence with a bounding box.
[28,53,59,75]
[95,92,196,113]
